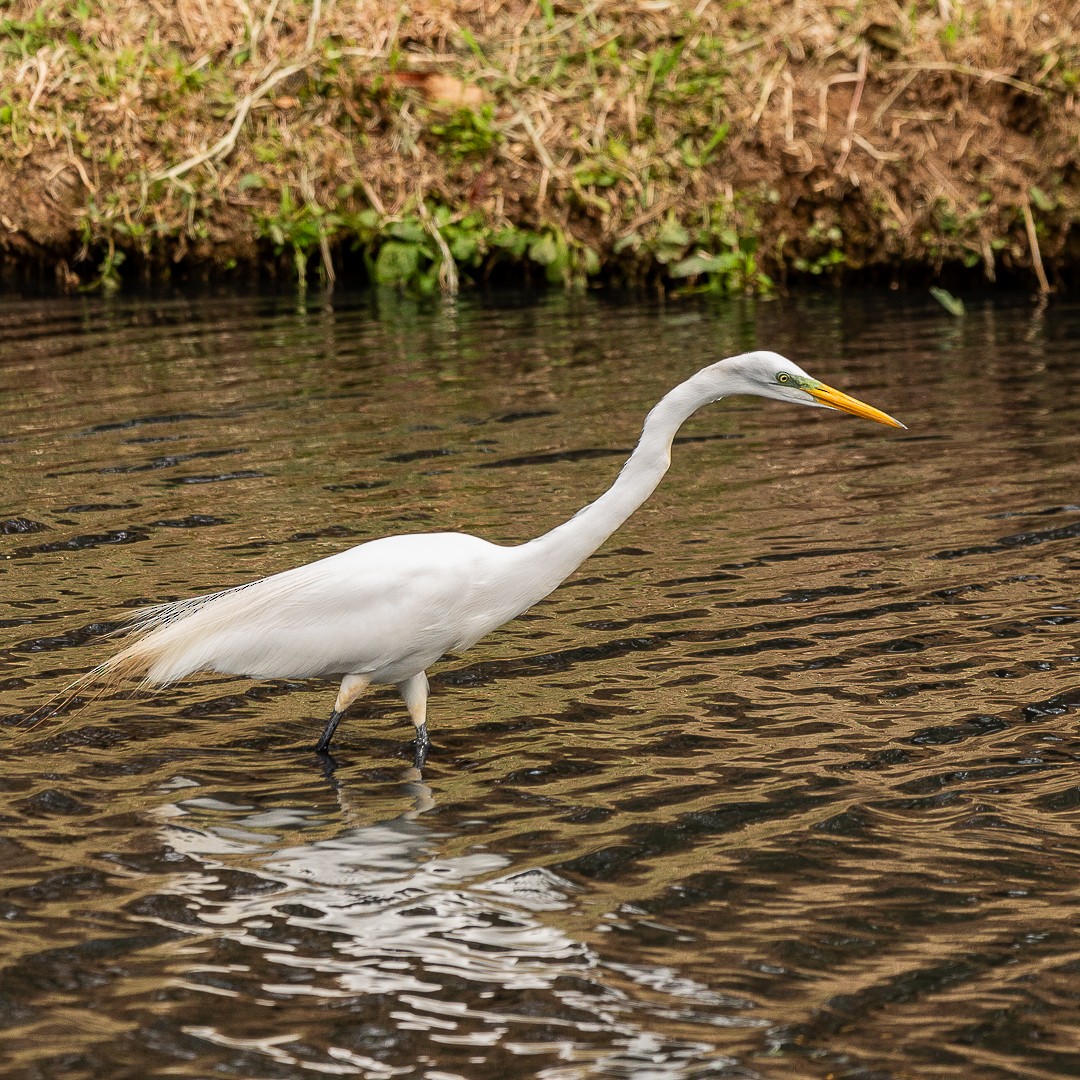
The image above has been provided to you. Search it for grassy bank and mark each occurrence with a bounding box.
[0,0,1077,294]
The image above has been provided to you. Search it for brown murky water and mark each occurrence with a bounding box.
[1,290,1079,1079]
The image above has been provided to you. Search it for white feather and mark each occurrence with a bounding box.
[105,532,537,687]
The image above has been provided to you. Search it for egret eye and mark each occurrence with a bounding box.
[776,372,792,385]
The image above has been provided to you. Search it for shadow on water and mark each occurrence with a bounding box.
[1,290,1080,1078]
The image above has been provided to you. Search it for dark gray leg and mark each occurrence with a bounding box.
[413,723,430,769]
[313,674,370,754]
[398,672,431,769]
[314,709,344,755]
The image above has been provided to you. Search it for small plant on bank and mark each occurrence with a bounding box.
[427,105,502,160]
[346,204,600,294]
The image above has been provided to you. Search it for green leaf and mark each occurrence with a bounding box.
[387,218,426,244]
[654,216,690,264]
[1029,186,1055,213]
[449,233,479,263]
[416,265,440,296]
[656,218,690,248]
[575,161,618,187]
[458,25,485,62]
[545,252,569,285]
[669,251,739,278]
[607,138,629,160]
[528,233,559,266]
[701,122,730,157]
[491,227,528,257]
[930,286,965,317]
[374,241,421,287]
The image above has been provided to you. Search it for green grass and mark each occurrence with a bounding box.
[0,0,1075,294]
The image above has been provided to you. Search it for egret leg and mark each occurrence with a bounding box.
[397,671,430,769]
[315,673,370,754]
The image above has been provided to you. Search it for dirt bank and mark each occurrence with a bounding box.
[1,0,1077,294]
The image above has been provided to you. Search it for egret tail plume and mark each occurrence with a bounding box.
[95,585,258,686]
[18,652,137,735]
[86,561,356,686]
[20,587,245,735]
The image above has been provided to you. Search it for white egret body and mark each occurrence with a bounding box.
[97,352,905,765]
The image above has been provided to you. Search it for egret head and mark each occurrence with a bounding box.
[712,351,906,429]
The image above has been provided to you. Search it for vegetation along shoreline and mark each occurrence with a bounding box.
[0,1,1077,295]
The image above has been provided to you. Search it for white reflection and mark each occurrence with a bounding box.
[155,771,592,999]
[150,769,748,1077]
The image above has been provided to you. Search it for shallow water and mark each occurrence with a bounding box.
[1,290,1079,1079]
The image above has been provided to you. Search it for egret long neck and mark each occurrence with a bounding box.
[519,374,714,592]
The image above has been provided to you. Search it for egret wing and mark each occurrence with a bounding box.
[109,532,517,684]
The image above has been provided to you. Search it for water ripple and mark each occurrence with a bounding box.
[1,292,1079,1078]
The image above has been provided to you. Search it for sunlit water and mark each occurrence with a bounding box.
[1,290,1079,1079]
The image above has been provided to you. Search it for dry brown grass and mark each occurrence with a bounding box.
[0,0,1077,291]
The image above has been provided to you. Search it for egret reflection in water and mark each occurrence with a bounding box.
[153,770,759,1075]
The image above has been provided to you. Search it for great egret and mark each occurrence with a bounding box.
[90,352,904,766]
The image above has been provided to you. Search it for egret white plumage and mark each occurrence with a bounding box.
[91,352,904,767]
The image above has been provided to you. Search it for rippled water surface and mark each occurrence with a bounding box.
[2,290,1079,1079]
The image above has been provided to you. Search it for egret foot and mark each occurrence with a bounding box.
[397,671,431,770]
[413,722,430,769]
[314,709,344,755]
[314,749,339,779]
[314,674,371,754]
